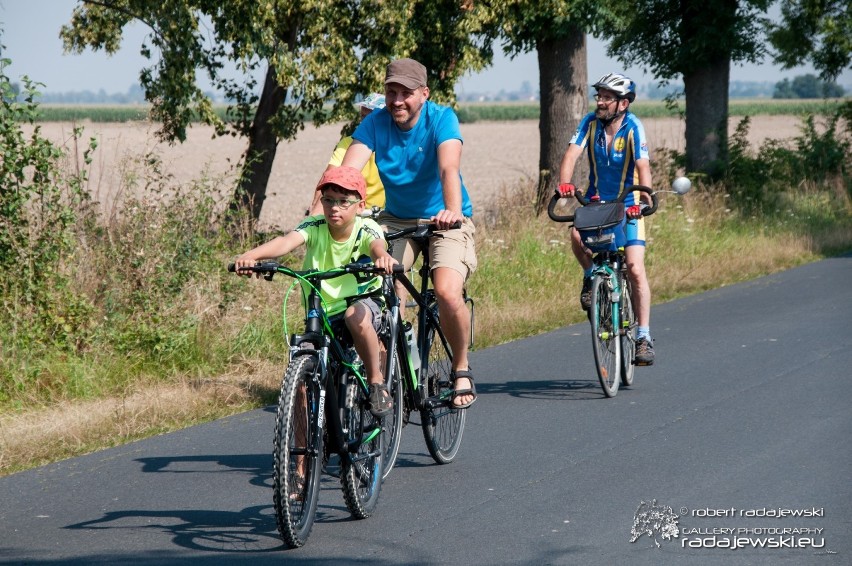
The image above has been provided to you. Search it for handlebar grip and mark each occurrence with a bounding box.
[227,263,236,272]
[547,192,575,223]
[630,185,659,217]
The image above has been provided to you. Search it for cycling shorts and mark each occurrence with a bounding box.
[379,213,477,281]
[624,217,646,248]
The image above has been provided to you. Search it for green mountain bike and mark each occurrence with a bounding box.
[229,261,387,548]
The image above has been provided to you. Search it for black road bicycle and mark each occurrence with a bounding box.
[548,186,658,397]
[378,222,475,478]
[228,261,387,548]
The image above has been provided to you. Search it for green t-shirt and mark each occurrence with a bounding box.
[295,215,385,316]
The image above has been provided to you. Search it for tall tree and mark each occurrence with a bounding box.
[493,1,615,212]
[768,0,851,81]
[60,0,489,224]
[605,0,772,177]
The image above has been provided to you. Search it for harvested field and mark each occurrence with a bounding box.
[32,115,802,230]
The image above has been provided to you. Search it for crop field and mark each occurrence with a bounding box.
[33,98,845,123]
[27,113,806,232]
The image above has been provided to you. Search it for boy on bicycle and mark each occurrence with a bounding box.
[557,72,656,365]
[233,165,398,417]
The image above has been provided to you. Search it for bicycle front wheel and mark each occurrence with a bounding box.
[273,356,322,548]
[421,303,465,464]
[381,345,404,480]
[340,379,383,518]
[590,275,621,398]
[619,274,636,387]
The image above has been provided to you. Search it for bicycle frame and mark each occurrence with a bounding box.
[230,262,382,461]
[589,250,625,339]
[381,223,472,411]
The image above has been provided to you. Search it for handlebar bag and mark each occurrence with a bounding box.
[573,202,626,252]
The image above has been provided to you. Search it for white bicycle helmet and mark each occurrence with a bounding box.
[592,73,636,103]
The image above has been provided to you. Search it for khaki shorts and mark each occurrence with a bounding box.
[379,213,477,281]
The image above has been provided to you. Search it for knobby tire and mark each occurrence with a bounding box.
[273,356,322,548]
[340,378,383,518]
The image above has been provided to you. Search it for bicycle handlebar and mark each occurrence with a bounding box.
[227,261,403,280]
[385,221,462,242]
[547,185,659,224]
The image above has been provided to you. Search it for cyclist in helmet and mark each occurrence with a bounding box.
[557,72,657,365]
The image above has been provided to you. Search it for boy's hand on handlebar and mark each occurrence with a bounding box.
[233,256,259,277]
[431,209,463,231]
[373,255,398,273]
[557,183,576,198]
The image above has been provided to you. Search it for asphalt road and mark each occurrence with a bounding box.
[2,256,850,565]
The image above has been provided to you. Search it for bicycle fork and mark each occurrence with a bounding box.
[593,265,623,340]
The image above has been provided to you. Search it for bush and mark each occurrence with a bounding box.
[723,102,851,212]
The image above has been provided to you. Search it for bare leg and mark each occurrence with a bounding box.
[432,266,473,407]
[345,302,383,386]
[571,227,593,271]
[625,245,650,328]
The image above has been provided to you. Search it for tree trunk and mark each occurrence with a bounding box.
[683,58,730,178]
[229,65,287,224]
[535,32,587,214]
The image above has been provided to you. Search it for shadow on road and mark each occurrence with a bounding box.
[477,378,611,401]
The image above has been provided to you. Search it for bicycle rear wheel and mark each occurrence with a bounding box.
[421,302,466,464]
[381,344,404,480]
[619,274,636,387]
[340,379,383,518]
[590,274,621,397]
[273,356,322,548]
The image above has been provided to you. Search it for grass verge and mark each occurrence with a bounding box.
[2,175,850,477]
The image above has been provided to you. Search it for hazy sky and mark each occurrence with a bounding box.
[2,0,849,96]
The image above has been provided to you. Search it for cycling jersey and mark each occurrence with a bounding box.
[569,111,650,206]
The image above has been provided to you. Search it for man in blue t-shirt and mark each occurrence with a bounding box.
[342,58,478,409]
[558,72,657,365]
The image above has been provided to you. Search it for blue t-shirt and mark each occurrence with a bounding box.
[569,111,650,206]
[352,101,473,219]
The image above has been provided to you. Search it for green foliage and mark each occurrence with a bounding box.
[493,0,614,54]
[774,74,846,98]
[59,1,494,141]
[723,102,851,211]
[606,0,772,79]
[0,58,97,357]
[768,0,852,81]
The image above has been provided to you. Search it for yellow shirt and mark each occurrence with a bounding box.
[329,137,385,208]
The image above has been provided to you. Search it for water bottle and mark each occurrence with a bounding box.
[404,322,421,372]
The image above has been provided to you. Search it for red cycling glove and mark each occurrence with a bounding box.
[557,183,576,197]
[626,204,642,217]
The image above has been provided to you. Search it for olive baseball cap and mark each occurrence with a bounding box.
[316,166,366,200]
[384,58,427,90]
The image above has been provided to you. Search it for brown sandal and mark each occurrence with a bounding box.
[450,369,477,409]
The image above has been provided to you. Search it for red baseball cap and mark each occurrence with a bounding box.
[316,166,366,199]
